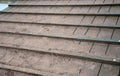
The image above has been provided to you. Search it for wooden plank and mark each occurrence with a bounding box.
[92,16,106,25]
[112,29,120,40]
[99,6,110,13]
[104,0,114,3]
[107,44,120,58]
[85,27,99,38]
[80,16,95,24]
[55,0,69,5]
[0,32,93,55]
[114,0,120,3]
[104,16,118,25]
[69,7,81,13]
[1,31,120,44]
[110,6,120,14]
[0,33,96,54]
[78,0,95,4]
[6,6,120,14]
[117,17,120,25]
[0,63,59,76]
[89,6,100,13]
[0,43,119,65]
[98,64,120,76]
[75,6,90,13]
[1,11,120,16]
[98,16,120,75]
[56,7,72,13]
[73,27,88,37]
[89,41,107,76]
[61,15,83,25]
[0,22,76,37]
[0,69,8,76]
[0,20,120,29]
[95,0,104,4]
[77,19,101,75]
[77,42,93,53]
[90,43,108,56]
[97,28,113,39]
[79,62,101,76]
[0,46,107,76]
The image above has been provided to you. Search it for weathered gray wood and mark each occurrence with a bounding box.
[0,44,119,65]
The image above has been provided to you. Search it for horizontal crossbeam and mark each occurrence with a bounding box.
[0,11,120,16]
[9,3,120,7]
[0,31,120,44]
[0,20,120,29]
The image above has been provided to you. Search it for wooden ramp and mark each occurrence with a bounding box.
[0,0,120,76]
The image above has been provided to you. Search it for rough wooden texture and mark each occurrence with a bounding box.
[0,0,120,76]
[4,6,120,14]
[0,47,101,76]
[0,69,37,76]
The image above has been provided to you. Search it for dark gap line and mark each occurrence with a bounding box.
[89,42,94,53]
[97,64,102,76]
[72,27,77,35]
[116,17,120,25]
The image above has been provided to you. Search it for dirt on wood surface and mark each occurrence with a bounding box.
[0,0,120,76]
